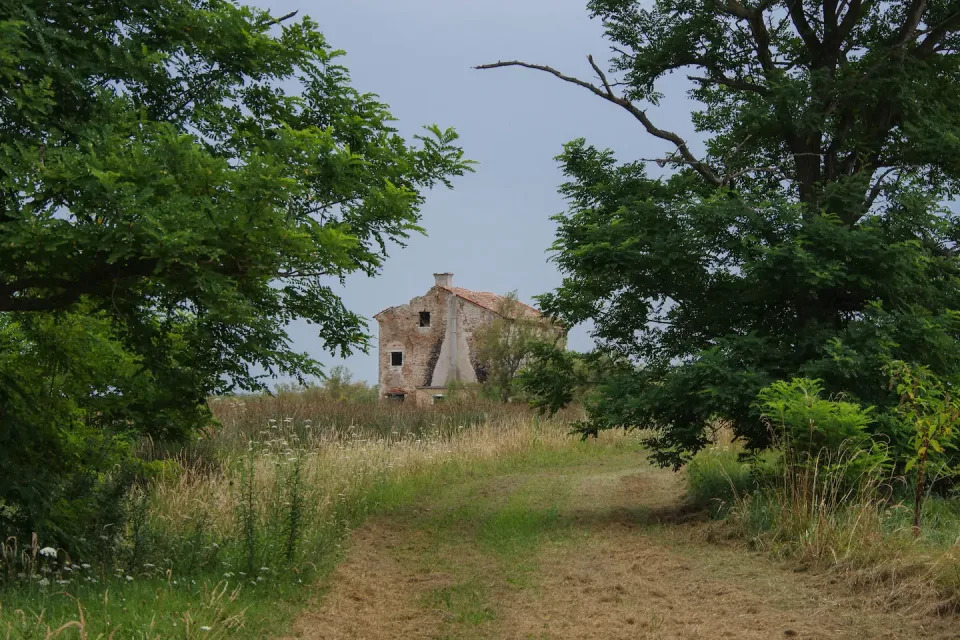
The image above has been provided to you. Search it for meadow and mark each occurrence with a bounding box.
[0,392,580,639]
[9,386,960,638]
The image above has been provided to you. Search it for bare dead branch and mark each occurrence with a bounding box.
[587,54,614,96]
[260,10,298,27]
[474,60,723,185]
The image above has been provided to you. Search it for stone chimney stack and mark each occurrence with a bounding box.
[434,272,453,288]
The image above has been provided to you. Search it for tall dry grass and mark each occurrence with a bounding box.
[1,393,578,639]
[150,407,574,573]
[720,447,960,614]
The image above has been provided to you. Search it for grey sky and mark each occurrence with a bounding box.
[249,0,697,384]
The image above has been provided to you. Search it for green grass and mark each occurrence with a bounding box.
[0,571,319,640]
[685,444,757,517]
[423,580,497,627]
[1,426,638,639]
[396,442,646,639]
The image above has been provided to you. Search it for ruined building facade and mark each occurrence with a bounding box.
[374,273,541,404]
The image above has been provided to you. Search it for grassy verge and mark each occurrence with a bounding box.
[0,397,581,639]
[686,441,960,612]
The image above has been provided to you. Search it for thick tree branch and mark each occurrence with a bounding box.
[863,166,898,209]
[714,0,778,73]
[787,0,824,55]
[0,258,163,312]
[688,74,769,95]
[917,10,960,55]
[474,60,723,185]
[824,0,870,59]
[896,0,928,46]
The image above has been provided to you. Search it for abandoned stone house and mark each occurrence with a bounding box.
[374,273,543,404]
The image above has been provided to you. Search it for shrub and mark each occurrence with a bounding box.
[887,360,960,535]
[755,377,888,483]
[756,378,873,455]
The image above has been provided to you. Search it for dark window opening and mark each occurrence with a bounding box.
[386,393,405,403]
[419,311,431,327]
[390,351,403,366]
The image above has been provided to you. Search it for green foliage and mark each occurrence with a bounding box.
[756,378,875,458]
[0,310,156,552]
[498,0,960,466]
[319,366,379,403]
[888,360,960,533]
[474,292,561,403]
[754,377,890,489]
[0,1,470,546]
[518,342,586,414]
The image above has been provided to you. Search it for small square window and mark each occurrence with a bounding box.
[390,351,403,367]
[419,311,431,327]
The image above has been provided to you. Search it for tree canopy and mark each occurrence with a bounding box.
[474,292,561,402]
[482,0,960,466]
[0,0,470,543]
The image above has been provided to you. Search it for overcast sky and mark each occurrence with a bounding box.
[248,0,697,384]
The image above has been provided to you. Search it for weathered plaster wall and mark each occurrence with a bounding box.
[376,281,505,402]
[376,287,450,397]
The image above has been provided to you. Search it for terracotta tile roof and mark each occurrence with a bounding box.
[372,285,544,321]
[441,286,542,319]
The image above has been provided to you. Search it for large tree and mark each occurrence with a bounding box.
[480,0,960,466]
[0,0,470,543]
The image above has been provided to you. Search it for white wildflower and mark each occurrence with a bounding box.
[125,575,133,582]
[200,626,212,632]
[38,547,57,558]
[81,563,91,569]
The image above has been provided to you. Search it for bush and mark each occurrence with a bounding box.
[0,311,178,555]
[756,378,873,455]
[755,377,888,482]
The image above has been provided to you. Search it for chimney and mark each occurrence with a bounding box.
[434,272,453,288]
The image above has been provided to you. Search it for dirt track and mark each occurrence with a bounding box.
[280,452,957,640]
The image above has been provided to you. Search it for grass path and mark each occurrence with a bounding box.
[280,442,957,640]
